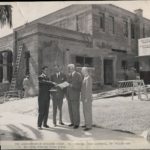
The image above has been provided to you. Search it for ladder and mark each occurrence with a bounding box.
[4,45,24,100]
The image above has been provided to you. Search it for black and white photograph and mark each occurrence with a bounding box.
[0,1,150,149]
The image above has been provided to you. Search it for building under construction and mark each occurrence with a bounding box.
[0,4,150,96]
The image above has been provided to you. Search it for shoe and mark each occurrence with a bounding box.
[68,124,73,127]
[73,125,79,129]
[81,125,86,128]
[84,128,91,131]
[59,122,65,125]
[43,125,50,128]
[38,126,42,130]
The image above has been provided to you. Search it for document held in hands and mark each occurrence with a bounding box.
[57,81,70,89]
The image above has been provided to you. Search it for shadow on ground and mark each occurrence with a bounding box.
[0,129,32,140]
[39,124,139,141]
[1,124,43,140]
[22,123,43,139]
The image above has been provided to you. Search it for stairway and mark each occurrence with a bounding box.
[4,45,24,100]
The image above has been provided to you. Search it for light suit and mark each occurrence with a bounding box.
[81,75,93,128]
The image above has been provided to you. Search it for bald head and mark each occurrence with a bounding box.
[81,67,89,76]
[67,64,75,73]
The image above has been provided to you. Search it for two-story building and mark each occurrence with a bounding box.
[0,4,150,95]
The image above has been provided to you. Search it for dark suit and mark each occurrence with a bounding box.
[38,73,55,127]
[51,72,66,125]
[67,71,82,126]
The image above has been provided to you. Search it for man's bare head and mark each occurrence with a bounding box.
[67,64,75,73]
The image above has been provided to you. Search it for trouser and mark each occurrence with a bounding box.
[38,98,50,127]
[82,100,92,128]
[52,96,63,125]
[68,99,80,126]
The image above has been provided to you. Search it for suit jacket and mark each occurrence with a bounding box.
[81,75,92,102]
[38,73,55,101]
[51,72,66,99]
[67,71,82,101]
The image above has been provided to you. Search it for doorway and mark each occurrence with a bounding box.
[104,59,113,85]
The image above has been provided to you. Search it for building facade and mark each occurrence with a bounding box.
[0,4,150,95]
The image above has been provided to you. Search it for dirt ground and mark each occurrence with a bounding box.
[0,94,150,135]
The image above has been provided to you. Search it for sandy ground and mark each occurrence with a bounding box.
[0,95,150,147]
[1,95,150,134]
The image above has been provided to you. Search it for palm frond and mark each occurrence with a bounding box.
[0,5,12,28]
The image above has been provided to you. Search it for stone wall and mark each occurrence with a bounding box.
[92,4,137,55]
[15,24,39,96]
[37,24,89,76]
[0,34,13,52]
[28,5,92,33]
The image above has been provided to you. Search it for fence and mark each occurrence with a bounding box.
[118,80,149,100]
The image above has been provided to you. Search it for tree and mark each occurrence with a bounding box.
[0,5,12,28]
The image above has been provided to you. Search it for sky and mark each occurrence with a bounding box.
[0,1,150,38]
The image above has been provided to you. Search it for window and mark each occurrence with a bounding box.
[123,20,128,37]
[76,56,93,67]
[76,13,85,32]
[24,51,30,75]
[121,60,128,70]
[143,24,145,38]
[109,16,115,34]
[131,22,135,39]
[99,12,105,31]
[134,61,139,73]
[76,56,84,67]
[7,51,13,82]
[85,57,93,67]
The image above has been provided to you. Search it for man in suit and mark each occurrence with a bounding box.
[81,67,93,131]
[38,66,56,130]
[51,65,66,127]
[67,64,82,129]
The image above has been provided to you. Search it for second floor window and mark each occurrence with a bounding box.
[123,20,128,37]
[131,22,135,39]
[76,13,85,32]
[99,12,105,31]
[109,16,115,34]
[143,24,145,38]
